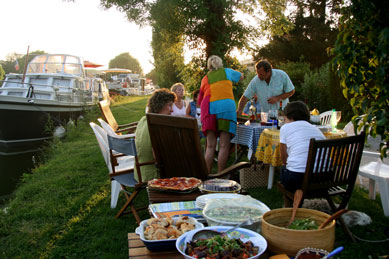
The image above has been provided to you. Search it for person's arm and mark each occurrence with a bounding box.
[237,95,249,115]
[186,103,191,116]
[280,143,288,165]
[267,89,295,104]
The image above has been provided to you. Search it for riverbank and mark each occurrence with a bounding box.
[0,96,387,258]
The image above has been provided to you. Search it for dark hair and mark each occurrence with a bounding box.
[255,60,272,72]
[192,89,200,99]
[283,101,310,122]
[147,88,176,113]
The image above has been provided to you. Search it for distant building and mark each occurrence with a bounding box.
[241,59,255,72]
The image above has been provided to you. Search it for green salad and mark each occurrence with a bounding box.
[288,218,319,230]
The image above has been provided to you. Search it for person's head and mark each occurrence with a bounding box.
[255,60,272,81]
[147,88,176,115]
[170,83,185,99]
[207,55,223,71]
[283,101,310,122]
[192,89,200,102]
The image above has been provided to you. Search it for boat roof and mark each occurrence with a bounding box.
[27,54,85,77]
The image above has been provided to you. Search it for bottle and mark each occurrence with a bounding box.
[249,100,257,123]
[277,101,284,129]
[331,108,337,132]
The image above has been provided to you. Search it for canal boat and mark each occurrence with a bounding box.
[0,54,109,152]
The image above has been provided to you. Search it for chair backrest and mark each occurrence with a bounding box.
[99,100,119,131]
[89,122,110,169]
[319,110,333,125]
[146,113,209,180]
[98,118,118,137]
[301,132,365,207]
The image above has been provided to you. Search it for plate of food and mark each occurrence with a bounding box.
[198,178,241,193]
[147,177,202,193]
[176,226,267,259]
[135,216,204,251]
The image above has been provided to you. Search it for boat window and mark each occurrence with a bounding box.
[33,55,48,63]
[65,56,80,64]
[45,63,63,74]
[27,63,45,73]
[47,55,65,64]
[64,64,82,75]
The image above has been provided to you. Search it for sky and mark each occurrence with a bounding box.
[0,0,154,73]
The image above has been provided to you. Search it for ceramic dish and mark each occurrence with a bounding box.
[135,217,204,252]
[176,226,267,259]
[199,179,241,193]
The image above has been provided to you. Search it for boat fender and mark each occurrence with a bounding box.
[54,126,66,138]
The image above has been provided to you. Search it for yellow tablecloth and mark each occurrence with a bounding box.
[255,128,347,167]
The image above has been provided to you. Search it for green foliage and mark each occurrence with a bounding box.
[145,69,157,83]
[0,65,5,80]
[108,52,143,75]
[332,0,389,158]
[277,59,311,102]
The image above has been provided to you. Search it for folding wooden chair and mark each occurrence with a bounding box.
[98,100,138,134]
[146,113,251,180]
[278,132,365,242]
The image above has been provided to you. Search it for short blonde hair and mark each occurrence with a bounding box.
[207,55,223,70]
[170,82,185,94]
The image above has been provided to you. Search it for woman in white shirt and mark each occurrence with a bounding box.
[279,101,325,206]
[170,83,187,116]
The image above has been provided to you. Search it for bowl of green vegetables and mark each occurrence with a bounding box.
[261,208,335,257]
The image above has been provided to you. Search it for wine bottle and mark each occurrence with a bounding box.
[249,100,257,123]
[277,101,284,129]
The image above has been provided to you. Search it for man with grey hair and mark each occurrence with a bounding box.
[237,60,295,114]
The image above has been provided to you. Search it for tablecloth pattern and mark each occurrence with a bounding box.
[231,122,272,159]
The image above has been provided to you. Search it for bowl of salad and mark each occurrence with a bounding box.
[176,226,267,259]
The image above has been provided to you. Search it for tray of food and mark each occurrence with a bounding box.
[135,216,204,251]
[198,178,241,193]
[147,177,202,193]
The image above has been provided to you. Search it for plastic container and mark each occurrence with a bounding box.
[202,196,270,233]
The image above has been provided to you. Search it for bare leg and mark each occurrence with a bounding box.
[205,131,217,174]
[217,131,231,172]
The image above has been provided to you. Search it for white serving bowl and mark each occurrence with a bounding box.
[176,226,267,259]
[135,217,204,252]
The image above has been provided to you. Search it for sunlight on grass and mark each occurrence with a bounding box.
[39,187,109,259]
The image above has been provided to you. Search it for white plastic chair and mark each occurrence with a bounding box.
[320,110,341,126]
[89,122,135,209]
[358,151,389,216]
[97,118,135,139]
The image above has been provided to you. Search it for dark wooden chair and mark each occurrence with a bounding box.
[278,132,365,242]
[98,100,138,134]
[146,113,251,180]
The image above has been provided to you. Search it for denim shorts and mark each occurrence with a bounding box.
[280,168,305,192]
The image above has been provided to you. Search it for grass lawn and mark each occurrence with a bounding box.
[0,96,388,258]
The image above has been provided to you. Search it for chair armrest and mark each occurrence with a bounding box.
[117,122,138,129]
[208,161,251,179]
[116,126,137,134]
[115,133,136,139]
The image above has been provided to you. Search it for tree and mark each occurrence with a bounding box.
[100,0,261,60]
[108,52,143,75]
[332,0,388,158]
[0,65,5,81]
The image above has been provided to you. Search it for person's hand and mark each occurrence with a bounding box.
[267,96,279,104]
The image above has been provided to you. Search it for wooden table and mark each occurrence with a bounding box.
[128,233,182,259]
[255,128,347,189]
[147,188,203,204]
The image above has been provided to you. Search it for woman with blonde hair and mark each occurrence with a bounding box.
[170,83,186,116]
[198,55,243,173]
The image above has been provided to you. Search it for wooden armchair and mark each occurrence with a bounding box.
[98,100,138,134]
[278,132,365,241]
[146,113,251,180]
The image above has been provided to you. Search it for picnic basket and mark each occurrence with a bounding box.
[239,162,269,189]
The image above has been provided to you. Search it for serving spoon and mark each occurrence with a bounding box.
[192,218,254,241]
[287,189,303,227]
